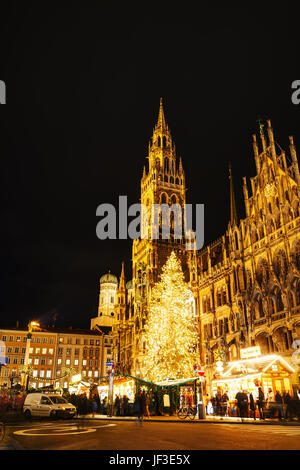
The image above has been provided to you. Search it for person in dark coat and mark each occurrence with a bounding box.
[249,393,256,420]
[221,392,229,417]
[235,390,244,418]
[283,391,292,420]
[133,393,142,425]
[114,395,120,416]
[122,395,129,417]
[275,391,283,420]
[257,387,265,420]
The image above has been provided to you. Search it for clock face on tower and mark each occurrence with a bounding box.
[264,182,275,198]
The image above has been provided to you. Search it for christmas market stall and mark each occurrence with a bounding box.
[211,353,295,416]
[97,375,136,403]
[68,376,91,397]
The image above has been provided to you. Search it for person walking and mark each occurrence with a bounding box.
[275,390,284,421]
[235,390,245,419]
[91,398,98,418]
[122,395,129,417]
[114,395,120,416]
[283,391,292,420]
[221,391,229,417]
[249,392,256,420]
[132,393,142,425]
[257,387,265,420]
[139,391,147,423]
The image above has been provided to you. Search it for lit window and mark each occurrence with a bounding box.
[33,370,38,377]
[46,370,51,378]
[49,349,54,355]
[57,358,62,365]
[42,348,47,354]
[66,359,71,365]
[40,370,45,378]
[35,348,40,354]
[74,359,79,366]
[34,358,39,365]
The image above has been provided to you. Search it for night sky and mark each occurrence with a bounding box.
[1,7,300,330]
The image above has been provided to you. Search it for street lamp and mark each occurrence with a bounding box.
[21,321,40,391]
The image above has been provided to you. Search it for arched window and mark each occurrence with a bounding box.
[163,136,167,148]
[235,232,239,251]
[157,136,161,147]
[161,193,167,204]
[217,289,222,307]
[222,287,227,305]
[164,157,169,173]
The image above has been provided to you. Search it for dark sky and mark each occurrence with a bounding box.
[0,7,300,329]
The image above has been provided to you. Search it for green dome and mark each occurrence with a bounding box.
[126,280,133,289]
[100,272,118,284]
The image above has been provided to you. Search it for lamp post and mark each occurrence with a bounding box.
[21,321,39,391]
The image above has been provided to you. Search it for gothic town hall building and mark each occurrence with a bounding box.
[90,99,300,392]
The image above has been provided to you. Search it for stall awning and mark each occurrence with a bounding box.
[155,377,199,387]
[213,354,295,383]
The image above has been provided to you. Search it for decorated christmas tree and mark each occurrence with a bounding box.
[143,251,199,381]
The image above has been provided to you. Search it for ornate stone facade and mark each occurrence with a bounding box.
[199,121,300,393]
[108,101,300,390]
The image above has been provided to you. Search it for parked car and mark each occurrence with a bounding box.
[23,393,76,419]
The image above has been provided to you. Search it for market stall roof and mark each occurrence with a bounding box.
[155,377,199,387]
[215,354,295,381]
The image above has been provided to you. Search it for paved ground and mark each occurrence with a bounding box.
[2,418,300,450]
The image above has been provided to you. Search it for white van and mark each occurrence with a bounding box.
[23,393,76,419]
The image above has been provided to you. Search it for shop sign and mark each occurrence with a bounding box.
[240,346,261,359]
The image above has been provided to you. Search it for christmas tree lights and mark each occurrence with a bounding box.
[143,251,199,381]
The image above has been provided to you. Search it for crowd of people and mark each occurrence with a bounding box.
[0,391,26,416]
[205,388,299,421]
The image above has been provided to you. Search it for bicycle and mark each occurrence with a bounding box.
[177,406,197,420]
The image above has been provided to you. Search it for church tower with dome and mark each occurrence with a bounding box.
[90,271,118,329]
